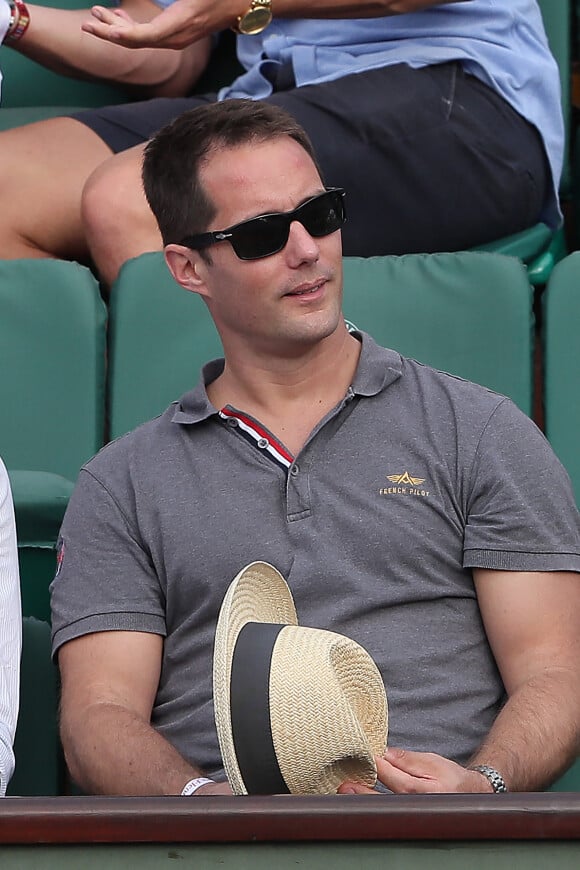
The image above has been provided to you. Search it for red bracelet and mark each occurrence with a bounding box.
[4,0,31,45]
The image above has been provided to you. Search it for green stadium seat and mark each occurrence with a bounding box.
[550,758,580,793]
[9,471,74,622]
[108,252,223,440]
[0,259,106,479]
[0,259,107,620]
[543,250,580,505]
[108,250,534,442]
[542,249,580,794]
[6,617,63,796]
[342,252,534,416]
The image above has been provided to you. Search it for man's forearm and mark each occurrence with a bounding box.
[271,0,469,19]
[61,701,206,795]
[9,6,210,93]
[83,0,470,52]
[470,668,580,791]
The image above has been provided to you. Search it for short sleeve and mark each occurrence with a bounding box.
[50,468,167,657]
[463,399,580,572]
[0,459,21,796]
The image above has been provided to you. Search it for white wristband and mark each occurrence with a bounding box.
[180,776,215,796]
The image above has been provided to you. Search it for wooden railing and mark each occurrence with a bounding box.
[0,793,579,845]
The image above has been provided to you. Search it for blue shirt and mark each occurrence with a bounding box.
[156,2,564,228]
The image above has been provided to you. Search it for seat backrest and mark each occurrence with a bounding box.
[549,757,580,792]
[543,251,580,504]
[0,259,107,481]
[9,469,73,622]
[342,252,534,416]
[6,617,63,796]
[108,253,223,440]
[108,251,534,441]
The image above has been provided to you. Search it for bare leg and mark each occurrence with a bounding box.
[82,143,163,288]
[0,117,113,262]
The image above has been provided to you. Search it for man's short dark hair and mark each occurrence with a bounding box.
[142,99,322,247]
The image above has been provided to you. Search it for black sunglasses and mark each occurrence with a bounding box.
[179,188,346,261]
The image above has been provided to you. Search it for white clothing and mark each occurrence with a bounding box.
[0,458,21,795]
[0,1,11,101]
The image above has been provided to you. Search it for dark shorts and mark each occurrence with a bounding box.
[70,63,550,256]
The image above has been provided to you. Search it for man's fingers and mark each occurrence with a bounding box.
[83,0,212,49]
[375,754,439,793]
[83,8,135,42]
[381,747,443,777]
[83,18,154,47]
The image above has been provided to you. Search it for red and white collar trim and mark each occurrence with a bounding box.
[219,407,294,470]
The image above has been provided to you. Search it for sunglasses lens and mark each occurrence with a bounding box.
[300,191,345,238]
[230,214,288,260]
[227,189,346,260]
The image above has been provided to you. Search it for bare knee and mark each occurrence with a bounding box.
[82,151,146,238]
[82,145,162,286]
[0,117,111,261]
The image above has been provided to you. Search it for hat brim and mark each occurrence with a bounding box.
[213,561,297,794]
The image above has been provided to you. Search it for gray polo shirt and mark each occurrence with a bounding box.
[51,333,580,776]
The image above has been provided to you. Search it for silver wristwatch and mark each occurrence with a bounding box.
[470,764,508,793]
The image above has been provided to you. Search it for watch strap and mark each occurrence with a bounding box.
[470,764,508,793]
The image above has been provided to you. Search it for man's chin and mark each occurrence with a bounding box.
[273,314,345,351]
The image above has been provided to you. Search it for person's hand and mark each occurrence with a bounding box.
[337,748,495,795]
[82,0,238,50]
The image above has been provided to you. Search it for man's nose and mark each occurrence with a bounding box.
[284,219,320,264]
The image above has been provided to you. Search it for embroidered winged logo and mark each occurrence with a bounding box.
[387,472,426,486]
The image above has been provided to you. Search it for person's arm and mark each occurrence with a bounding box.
[339,568,580,794]
[0,464,21,798]
[7,0,212,97]
[82,0,470,52]
[58,629,231,794]
[469,567,580,789]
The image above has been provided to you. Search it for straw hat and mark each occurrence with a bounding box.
[212,561,388,795]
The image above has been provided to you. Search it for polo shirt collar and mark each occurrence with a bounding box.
[171,358,224,425]
[350,331,403,396]
[171,331,402,425]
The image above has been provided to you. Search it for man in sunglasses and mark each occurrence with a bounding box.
[51,100,580,797]
[0,0,563,289]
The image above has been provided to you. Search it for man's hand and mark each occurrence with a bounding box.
[80,0,471,50]
[337,748,494,794]
[82,0,237,50]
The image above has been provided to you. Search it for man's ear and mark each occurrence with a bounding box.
[164,244,210,299]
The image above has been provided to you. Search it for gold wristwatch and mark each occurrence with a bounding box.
[235,0,273,35]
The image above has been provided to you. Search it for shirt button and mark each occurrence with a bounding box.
[290,464,299,476]
[226,417,238,428]
[257,438,269,449]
